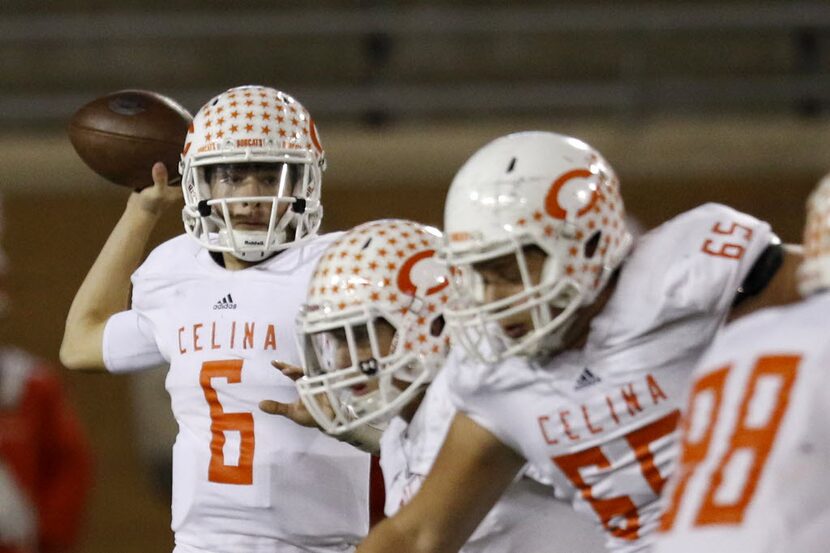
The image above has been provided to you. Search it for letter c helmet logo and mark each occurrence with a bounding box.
[309,118,324,154]
[544,168,602,221]
[397,250,449,297]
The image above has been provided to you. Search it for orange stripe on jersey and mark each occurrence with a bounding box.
[625,409,680,495]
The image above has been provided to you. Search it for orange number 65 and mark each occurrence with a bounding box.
[701,220,754,260]
[199,360,255,485]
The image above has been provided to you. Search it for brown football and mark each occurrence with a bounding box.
[68,90,192,189]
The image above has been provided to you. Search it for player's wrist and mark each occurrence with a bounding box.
[125,191,175,219]
[124,194,169,223]
[338,423,383,455]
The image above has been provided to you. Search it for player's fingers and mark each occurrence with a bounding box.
[272,360,304,380]
[259,400,318,428]
[151,161,169,188]
[258,399,290,416]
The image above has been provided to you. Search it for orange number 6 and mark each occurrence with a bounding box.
[200,360,255,485]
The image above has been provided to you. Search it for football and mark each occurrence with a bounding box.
[68,90,192,189]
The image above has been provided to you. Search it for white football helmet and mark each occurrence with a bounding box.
[180,85,325,261]
[296,220,451,435]
[442,131,632,363]
[798,174,830,296]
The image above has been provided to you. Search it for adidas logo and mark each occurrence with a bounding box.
[213,293,237,310]
[574,367,601,390]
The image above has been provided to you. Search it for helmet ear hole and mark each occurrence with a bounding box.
[584,231,602,259]
[430,315,446,337]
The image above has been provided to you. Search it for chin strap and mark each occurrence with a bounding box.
[218,229,287,261]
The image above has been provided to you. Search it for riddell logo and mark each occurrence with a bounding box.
[214,294,237,310]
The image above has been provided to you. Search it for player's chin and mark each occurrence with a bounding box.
[233,223,269,232]
[350,383,373,397]
[500,321,531,339]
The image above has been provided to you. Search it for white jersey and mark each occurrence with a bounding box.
[380,368,604,553]
[103,234,370,553]
[448,204,773,552]
[653,292,830,553]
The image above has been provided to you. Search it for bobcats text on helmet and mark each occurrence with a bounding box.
[180,85,325,262]
[295,219,451,435]
[442,131,633,364]
[798,174,830,296]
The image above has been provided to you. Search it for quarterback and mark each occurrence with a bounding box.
[653,176,830,553]
[60,86,370,553]
[261,218,604,553]
[356,131,801,553]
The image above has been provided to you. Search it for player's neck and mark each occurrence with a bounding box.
[560,270,621,352]
[222,252,261,271]
[398,387,427,424]
[214,251,279,271]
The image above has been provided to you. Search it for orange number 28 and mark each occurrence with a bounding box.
[199,360,255,485]
[661,354,799,530]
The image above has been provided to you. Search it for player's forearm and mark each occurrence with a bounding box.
[357,514,453,553]
[61,197,162,369]
[359,413,526,553]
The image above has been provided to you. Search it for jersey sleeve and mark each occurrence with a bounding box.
[102,310,165,373]
[444,350,531,457]
[612,204,774,335]
[668,203,774,313]
[101,236,193,373]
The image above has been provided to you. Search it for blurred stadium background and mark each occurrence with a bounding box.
[3,1,830,551]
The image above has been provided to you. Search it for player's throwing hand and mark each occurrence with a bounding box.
[259,360,334,429]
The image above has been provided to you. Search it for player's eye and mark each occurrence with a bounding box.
[288,165,302,185]
[503,266,522,282]
[352,325,370,344]
[229,170,247,184]
[326,328,347,344]
[260,173,280,186]
[215,168,242,184]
